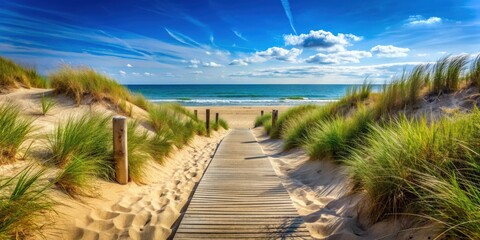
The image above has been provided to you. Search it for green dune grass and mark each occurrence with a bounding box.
[255,54,480,238]
[0,57,48,89]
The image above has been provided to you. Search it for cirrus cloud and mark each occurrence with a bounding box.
[371,45,410,58]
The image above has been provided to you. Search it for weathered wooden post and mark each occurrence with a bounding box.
[194,110,198,120]
[113,116,128,185]
[272,110,278,127]
[206,109,210,132]
[215,112,219,124]
[261,110,264,116]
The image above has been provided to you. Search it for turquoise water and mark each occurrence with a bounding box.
[126,84,380,106]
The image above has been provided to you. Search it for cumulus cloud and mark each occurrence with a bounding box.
[144,72,154,76]
[284,30,362,49]
[119,70,126,76]
[406,15,442,26]
[126,63,132,67]
[305,50,372,64]
[229,47,302,66]
[203,62,223,67]
[193,70,203,74]
[371,45,410,58]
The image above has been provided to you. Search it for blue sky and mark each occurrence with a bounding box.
[1,0,479,84]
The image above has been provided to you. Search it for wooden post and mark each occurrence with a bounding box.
[206,109,210,132]
[261,110,264,116]
[215,113,219,124]
[113,116,128,185]
[272,110,278,127]
[194,110,198,120]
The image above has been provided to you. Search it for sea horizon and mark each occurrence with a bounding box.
[125,84,382,106]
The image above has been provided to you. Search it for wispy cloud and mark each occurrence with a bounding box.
[203,62,223,67]
[280,0,297,34]
[229,62,431,82]
[164,28,202,48]
[305,50,372,64]
[233,30,248,41]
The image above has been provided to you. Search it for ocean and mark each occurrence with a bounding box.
[126,84,381,106]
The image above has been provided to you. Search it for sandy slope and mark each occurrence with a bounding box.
[252,128,441,240]
[0,88,227,239]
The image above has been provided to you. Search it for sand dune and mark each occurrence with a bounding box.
[0,88,227,239]
[253,127,441,240]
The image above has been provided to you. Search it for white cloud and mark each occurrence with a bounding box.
[229,59,249,66]
[284,30,362,49]
[406,15,442,26]
[229,47,302,66]
[305,50,372,64]
[416,53,428,57]
[233,30,247,41]
[144,72,154,76]
[256,47,302,62]
[132,72,140,76]
[229,62,431,80]
[371,45,410,58]
[203,62,223,67]
[119,70,126,76]
[280,0,297,34]
[187,59,200,68]
[126,63,132,67]
[193,70,203,74]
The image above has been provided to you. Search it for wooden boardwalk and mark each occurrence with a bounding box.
[174,129,311,239]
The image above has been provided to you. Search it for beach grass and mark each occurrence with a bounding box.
[0,57,48,89]
[347,110,480,238]
[269,104,319,139]
[304,106,373,160]
[0,102,34,164]
[49,66,131,106]
[0,165,55,239]
[47,113,113,180]
[40,95,56,115]
[54,155,102,197]
[255,54,480,237]
[254,113,272,128]
[212,118,229,131]
[127,120,152,183]
[432,55,469,94]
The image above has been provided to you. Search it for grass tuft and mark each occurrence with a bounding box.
[0,165,55,239]
[49,66,130,106]
[0,57,47,89]
[40,95,56,115]
[0,102,34,164]
[47,113,113,180]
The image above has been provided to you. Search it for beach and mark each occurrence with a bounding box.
[187,106,293,128]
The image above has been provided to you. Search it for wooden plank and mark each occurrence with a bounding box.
[173,129,311,239]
